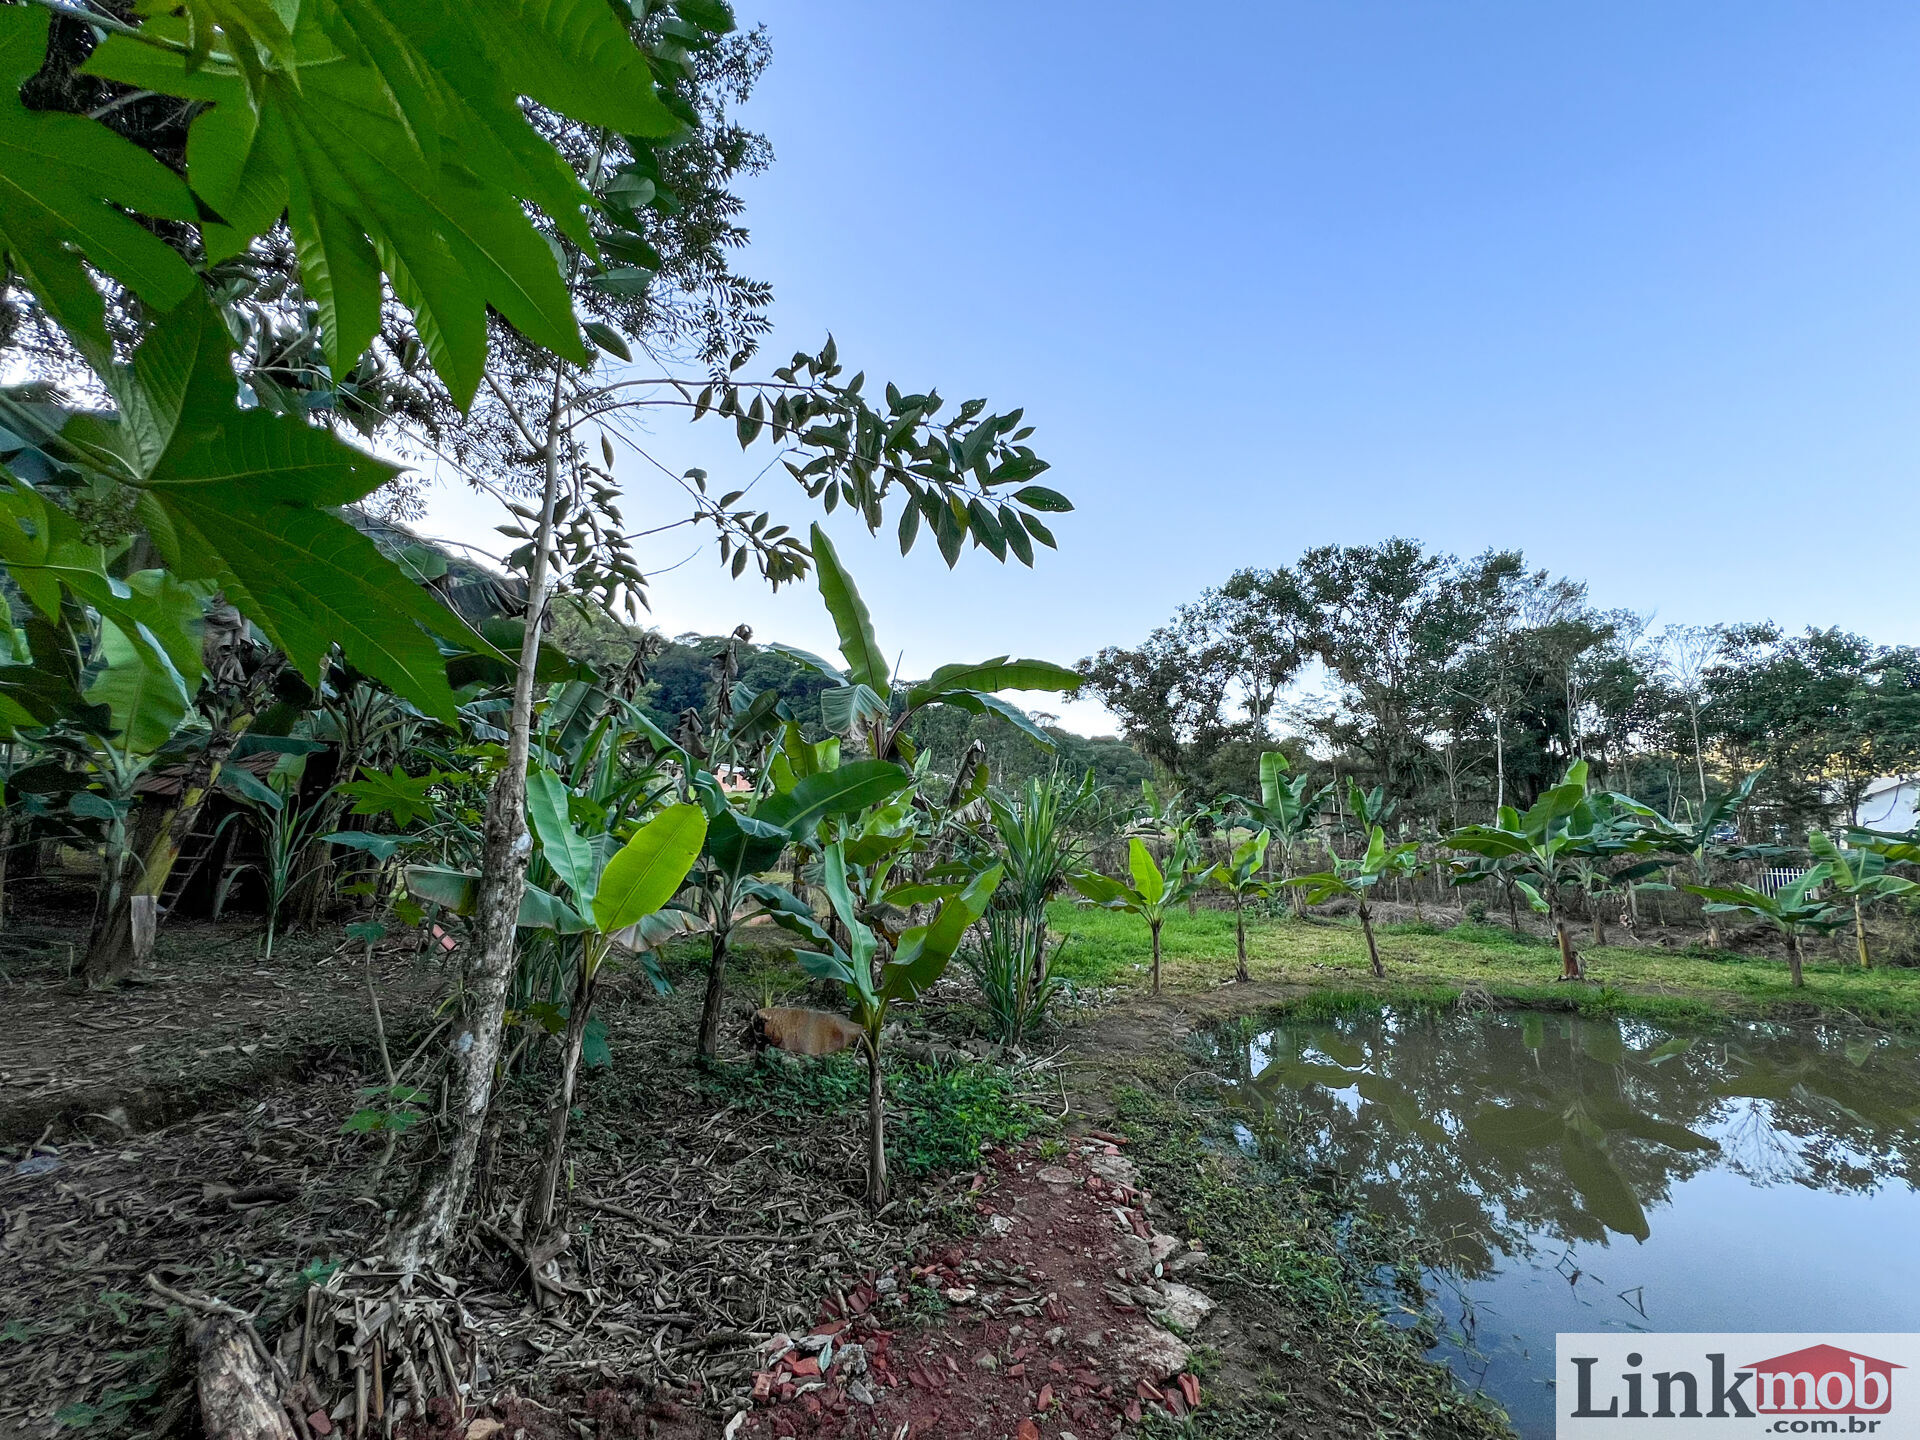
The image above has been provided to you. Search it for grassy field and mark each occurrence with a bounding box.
[1047,900,1920,1029]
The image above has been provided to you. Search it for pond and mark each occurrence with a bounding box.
[1212,1006,1920,1439]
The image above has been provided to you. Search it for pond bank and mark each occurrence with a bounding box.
[1058,948,1920,1438]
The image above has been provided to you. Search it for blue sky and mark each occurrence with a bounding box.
[424,2,1920,733]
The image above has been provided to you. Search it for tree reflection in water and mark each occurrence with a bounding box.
[1209,1008,1920,1280]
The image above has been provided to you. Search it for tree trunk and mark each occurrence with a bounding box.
[1788,930,1804,988]
[1234,893,1248,982]
[1359,901,1384,978]
[1506,879,1522,934]
[1854,896,1871,970]
[531,959,596,1234]
[1591,902,1606,948]
[864,1035,888,1207]
[1150,918,1162,994]
[386,388,562,1273]
[1555,918,1583,981]
[697,922,730,1062]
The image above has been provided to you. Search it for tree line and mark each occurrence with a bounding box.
[1076,538,1920,833]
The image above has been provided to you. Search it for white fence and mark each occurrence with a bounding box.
[1756,866,1813,898]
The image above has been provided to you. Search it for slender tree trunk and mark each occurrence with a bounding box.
[1555,915,1583,981]
[1505,878,1522,934]
[1591,901,1606,948]
[1854,896,1871,970]
[1359,901,1384,978]
[387,387,562,1273]
[1150,918,1163,994]
[864,1035,888,1207]
[697,921,731,1062]
[1690,709,1708,813]
[1788,929,1805,989]
[1234,893,1248,982]
[1494,710,1506,816]
[531,955,597,1234]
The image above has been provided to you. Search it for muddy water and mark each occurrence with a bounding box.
[1214,1008,1920,1438]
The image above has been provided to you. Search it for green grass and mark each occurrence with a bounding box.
[699,1053,1043,1176]
[1049,901,1920,1029]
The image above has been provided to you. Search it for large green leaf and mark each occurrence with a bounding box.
[905,657,1080,708]
[31,296,466,721]
[920,689,1056,749]
[819,682,889,736]
[593,803,706,933]
[113,571,207,691]
[145,486,460,721]
[526,766,596,905]
[404,864,591,931]
[1128,837,1165,905]
[754,759,911,841]
[0,9,198,366]
[84,617,192,755]
[1258,751,1289,812]
[1068,870,1134,908]
[703,806,790,880]
[808,524,888,694]
[884,862,1002,1003]
[85,16,592,406]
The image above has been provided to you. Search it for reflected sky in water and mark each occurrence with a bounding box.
[1213,1009,1920,1439]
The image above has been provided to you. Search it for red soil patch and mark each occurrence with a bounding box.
[740,1136,1209,1440]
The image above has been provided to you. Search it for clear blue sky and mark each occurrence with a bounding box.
[425,2,1920,733]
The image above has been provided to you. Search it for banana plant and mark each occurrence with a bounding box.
[0,474,219,975]
[1804,832,1915,971]
[632,706,915,1060]
[409,791,706,1231]
[1284,826,1421,978]
[1209,827,1273,982]
[1447,762,1662,981]
[773,525,1080,759]
[1068,834,1206,994]
[1642,772,1761,949]
[1682,870,1841,989]
[768,842,1002,1206]
[1344,777,1399,847]
[1233,752,1332,917]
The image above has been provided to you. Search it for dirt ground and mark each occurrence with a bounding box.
[0,884,1491,1440]
[739,1134,1211,1440]
[0,885,452,1148]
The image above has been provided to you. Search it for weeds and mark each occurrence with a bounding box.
[1111,1086,1511,1440]
[702,1055,1043,1175]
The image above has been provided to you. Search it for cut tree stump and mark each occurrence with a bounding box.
[190,1316,295,1440]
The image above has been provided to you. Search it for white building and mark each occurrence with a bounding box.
[1855,775,1918,834]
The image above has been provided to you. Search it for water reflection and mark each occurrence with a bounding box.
[1212,1009,1920,1435]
